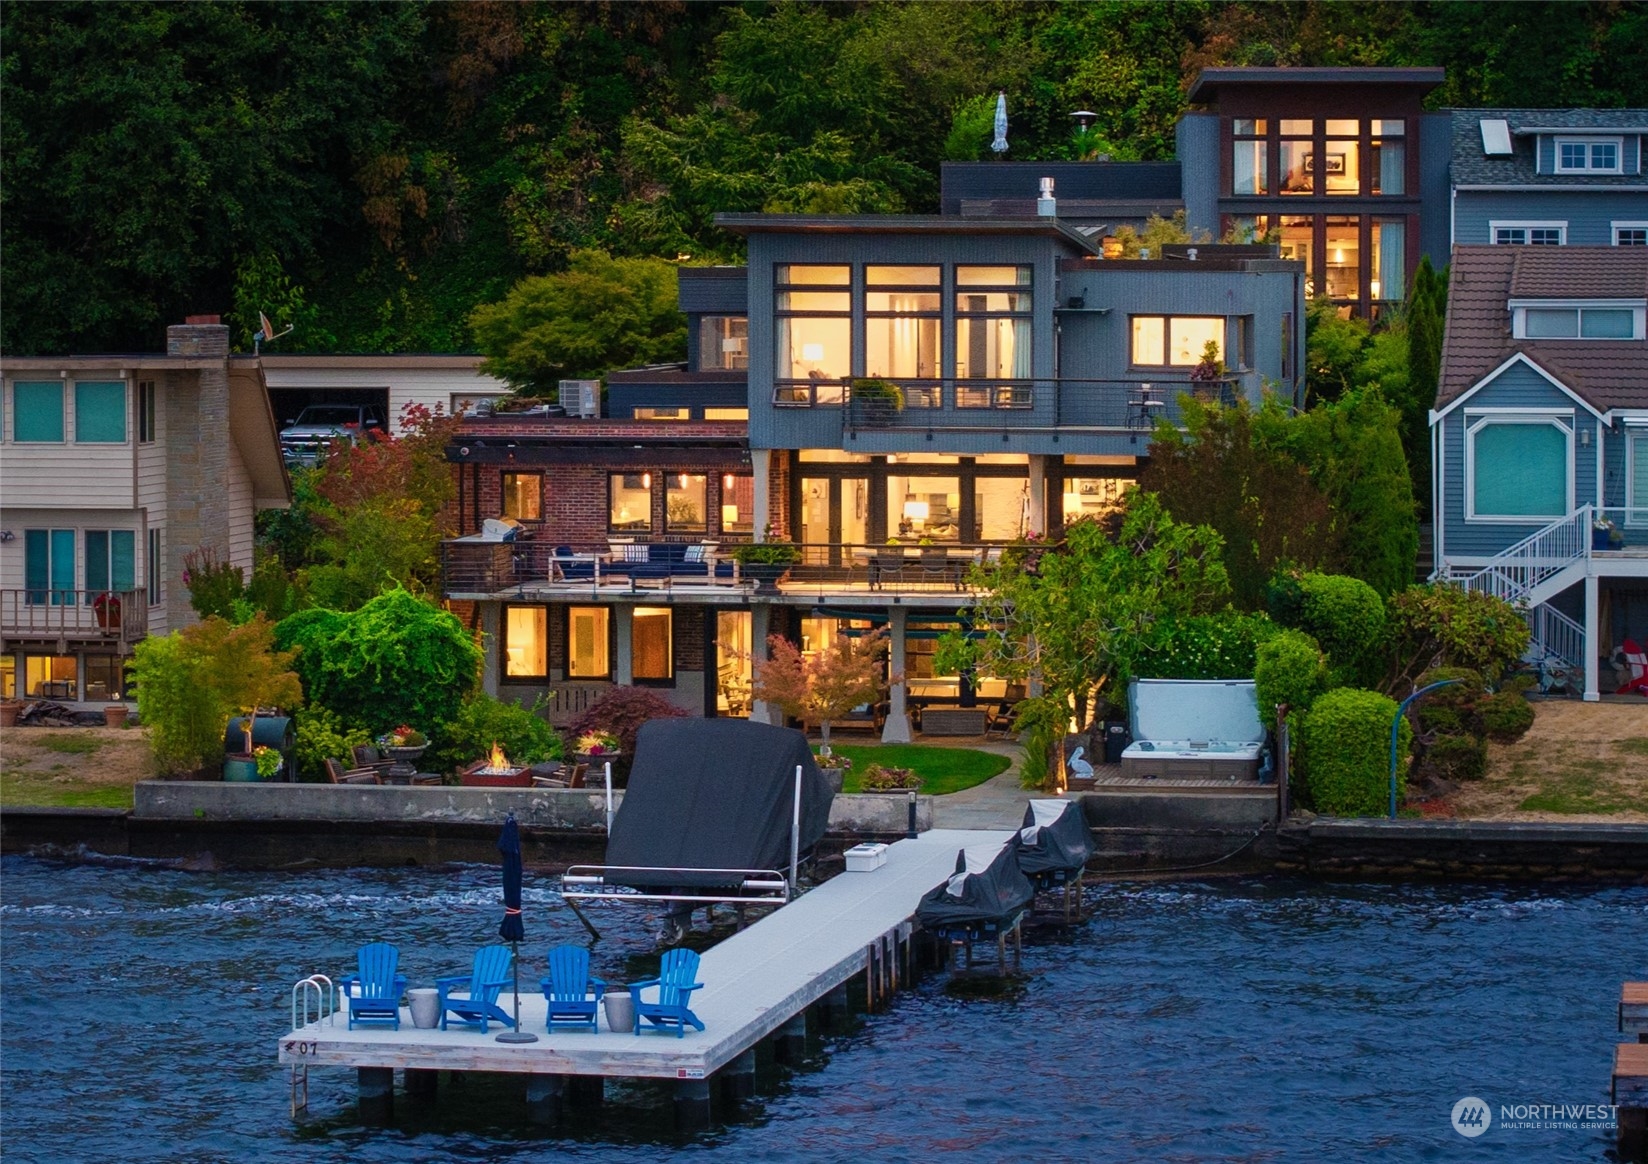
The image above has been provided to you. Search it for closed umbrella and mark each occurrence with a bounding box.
[494,813,537,1043]
[991,92,1009,154]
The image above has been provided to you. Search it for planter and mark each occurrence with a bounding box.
[1594,528,1613,551]
[0,701,20,729]
[576,753,622,771]
[817,765,846,797]
[103,705,128,728]
[602,992,635,1034]
[383,745,428,763]
[408,988,441,1030]
[742,563,791,594]
[222,755,262,783]
[94,596,122,631]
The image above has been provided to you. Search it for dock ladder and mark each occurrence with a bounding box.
[288,974,335,1115]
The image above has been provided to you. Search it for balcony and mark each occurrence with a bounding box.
[0,589,149,649]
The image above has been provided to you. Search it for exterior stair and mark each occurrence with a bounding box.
[1452,506,1592,669]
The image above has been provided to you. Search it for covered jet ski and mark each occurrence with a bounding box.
[1013,799,1094,890]
[915,841,1035,931]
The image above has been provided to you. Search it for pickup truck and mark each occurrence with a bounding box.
[278,404,387,466]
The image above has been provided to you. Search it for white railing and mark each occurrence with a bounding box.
[1457,505,1591,605]
[1530,603,1586,669]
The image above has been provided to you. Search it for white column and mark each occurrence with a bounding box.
[1584,573,1600,702]
[747,603,777,724]
[480,603,500,697]
[752,448,772,541]
[881,606,914,743]
[1027,455,1048,536]
[614,604,634,686]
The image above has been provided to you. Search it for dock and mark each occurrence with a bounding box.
[280,827,1010,1123]
[1616,984,1648,1160]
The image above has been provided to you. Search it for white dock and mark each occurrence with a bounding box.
[279,829,1009,1084]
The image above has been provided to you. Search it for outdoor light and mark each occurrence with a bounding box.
[642,472,651,488]
[680,473,690,489]
[724,474,734,489]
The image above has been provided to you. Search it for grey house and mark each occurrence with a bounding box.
[1450,109,1648,248]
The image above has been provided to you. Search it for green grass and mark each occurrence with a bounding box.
[1615,738,1648,757]
[0,773,134,809]
[37,733,104,755]
[1516,770,1647,815]
[824,744,1010,795]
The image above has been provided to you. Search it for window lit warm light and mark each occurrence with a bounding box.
[679,473,690,489]
[722,504,739,526]
[724,474,734,489]
[802,343,825,361]
[1370,280,1381,298]
[642,472,651,488]
[1333,248,1345,263]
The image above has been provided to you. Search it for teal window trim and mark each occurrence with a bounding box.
[12,381,65,442]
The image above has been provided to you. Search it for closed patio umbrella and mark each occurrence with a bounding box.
[495,813,537,1043]
[991,92,1009,154]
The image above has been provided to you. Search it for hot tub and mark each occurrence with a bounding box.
[1119,739,1264,781]
[1121,679,1268,783]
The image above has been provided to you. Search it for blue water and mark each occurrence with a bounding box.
[1,854,1643,1163]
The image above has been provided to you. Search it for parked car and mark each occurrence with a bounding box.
[279,404,387,466]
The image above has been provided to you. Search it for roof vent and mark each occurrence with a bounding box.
[1037,176,1056,218]
[1480,119,1513,156]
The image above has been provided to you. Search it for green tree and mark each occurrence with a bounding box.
[1304,298,1370,405]
[1403,257,1448,513]
[470,250,687,391]
[1109,211,1210,259]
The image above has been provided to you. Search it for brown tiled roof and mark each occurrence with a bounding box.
[1436,246,1648,412]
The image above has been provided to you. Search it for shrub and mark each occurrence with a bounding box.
[1416,733,1487,781]
[293,706,372,781]
[1253,629,1328,730]
[568,686,689,759]
[182,546,246,621]
[1134,613,1277,682]
[731,541,800,566]
[1298,687,1410,817]
[1385,584,1530,690]
[1478,691,1535,743]
[860,765,920,791]
[429,694,563,775]
[1274,572,1386,685]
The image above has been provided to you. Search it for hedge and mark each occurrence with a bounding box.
[1253,628,1327,730]
[1298,687,1410,816]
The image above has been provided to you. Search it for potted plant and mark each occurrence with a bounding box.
[254,744,284,781]
[813,749,851,795]
[850,378,905,426]
[1189,341,1229,400]
[858,764,921,793]
[574,730,622,766]
[93,591,121,631]
[377,724,428,762]
[732,538,801,593]
[1593,516,1623,551]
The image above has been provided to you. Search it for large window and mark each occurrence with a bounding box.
[75,381,126,442]
[1614,223,1648,247]
[504,606,547,678]
[1321,119,1361,195]
[1130,316,1223,367]
[1062,478,1133,525]
[567,606,610,678]
[24,529,75,605]
[1467,418,1571,521]
[1231,119,1267,195]
[609,473,652,533]
[1514,304,1642,340]
[1556,138,1621,174]
[666,473,707,534]
[12,381,63,442]
[25,655,77,700]
[890,475,961,541]
[1493,222,1566,246]
[974,476,1027,541]
[864,265,940,379]
[632,606,673,681]
[1371,120,1405,196]
[0,656,14,700]
[954,265,1031,380]
[138,381,157,442]
[698,316,748,371]
[775,264,850,405]
[84,656,126,702]
[84,530,136,599]
[501,472,542,521]
[1324,216,1360,302]
[1279,119,1313,195]
[1630,433,1648,525]
[716,610,752,716]
[720,474,754,534]
[148,527,162,606]
[1371,219,1406,304]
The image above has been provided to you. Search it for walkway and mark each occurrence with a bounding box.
[913,735,1033,830]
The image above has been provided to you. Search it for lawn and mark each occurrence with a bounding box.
[1448,700,1648,821]
[824,744,1011,795]
[0,727,149,810]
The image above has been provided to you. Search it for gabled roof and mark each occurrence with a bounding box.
[1436,246,1648,413]
[1450,108,1648,188]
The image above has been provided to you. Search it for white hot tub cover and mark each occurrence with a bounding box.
[1127,679,1265,746]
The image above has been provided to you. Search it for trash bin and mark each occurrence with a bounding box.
[1103,722,1130,765]
[408,988,441,1029]
[603,993,635,1034]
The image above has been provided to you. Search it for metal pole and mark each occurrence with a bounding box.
[1276,704,1290,819]
[789,764,802,892]
[1390,679,1461,819]
[906,789,918,838]
[604,761,614,833]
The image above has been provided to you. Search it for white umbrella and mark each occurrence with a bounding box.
[991,92,1008,155]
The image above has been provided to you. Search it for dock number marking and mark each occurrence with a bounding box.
[284,1039,318,1057]
[676,1068,705,1079]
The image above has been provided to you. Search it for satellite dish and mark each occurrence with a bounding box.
[252,310,294,355]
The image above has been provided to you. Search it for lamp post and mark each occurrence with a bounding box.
[1389,679,1461,819]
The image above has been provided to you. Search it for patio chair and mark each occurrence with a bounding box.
[870,546,906,590]
[351,744,396,777]
[540,944,607,1032]
[324,757,381,785]
[1618,638,1648,695]
[984,684,1025,738]
[628,947,705,1038]
[552,545,595,583]
[340,941,408,1030]
[437,944,515,1033]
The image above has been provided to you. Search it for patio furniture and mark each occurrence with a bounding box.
[551,545,601,583]
[869,546,907,590]
[323,757,381,785]
[350,744,396,778]
[437,944,515,1033]
[531,761,589,789]
[340,942,408,1030]
[628,947,705,1037]
[1618,638,1648,695]
[540,944,607,1032]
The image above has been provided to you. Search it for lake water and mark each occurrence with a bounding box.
[1,854,1643,1162]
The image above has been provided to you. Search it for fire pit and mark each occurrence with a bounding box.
[459,742,531,788]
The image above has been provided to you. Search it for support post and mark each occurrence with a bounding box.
[749,603,776,725]
[1585,573,1601,701]
[1619,1106,1646,1161]
[775,1012,807,1065]
[882,606,913,743]
[357,1066,393,1126]
[821,983,852,1030]
[720,1049,757,1103]
[789,764,802,891]
[614,605,634,686]
[1027,455,1048,536]
[405,1068,437,1103]
[674,1078,713,1131]
[525,1074,566,1126]
[752,448,772,541]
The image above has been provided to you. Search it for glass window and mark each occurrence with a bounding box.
[504,606,547,678]
[1617,227,1648,247]
[1232,119,1267,136]
[25,654,77,700]
[1321,139,1361,195]
[1581,309,1635,339]
[83,530,136,596]
[866,266,941,379]
[1279,119,1311,135]
[703,407,749,420]
[666,473,707,533]
[137,381,157,442]
[1471,422,1568,518]
[865,265,940,286]
[974,475,1028,541]
[1372,133,1404,196]
[956,265,1031,286]
[1530,228,1563,245]
[778,316,851,384]
[75,381,126,442]
[633,408,687,421]
[501,473,541,521]
[1631,435,1648,522]
[720,474,753,534]
[1280,138,1313,195]
[1557,139,1620,173]
[698,316,748,371]
[1232,138,1267,195]
[84,656,126,702]
[776,290,850,311]
[1062,478,1133,525]
[610,473,652,533]
[633,606,673,681]
[1524,309,1579,338]
[148,527,161,605]
[1371,219,1405,302]
[567,606,610,678]
[889,476,961,541]
[24,529,75,605]
[716,610,752,717]
[1324,217,1360,301]
[776,264,849,285]
[1324,119,1358,136]
[13,381,64,442]
[1130,316,1223,367]
[0,656,14,701]
[956,317,1029,379]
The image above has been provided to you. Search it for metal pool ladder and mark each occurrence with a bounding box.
[288,974,335,1115]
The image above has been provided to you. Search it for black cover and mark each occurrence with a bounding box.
[605,719,835,888]
[1014,799,1096,877]
[915,841,1035,929]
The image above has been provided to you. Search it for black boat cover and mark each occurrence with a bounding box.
[605,719,835,888]
[915,840,1035,929]
[1014,799,1095,876]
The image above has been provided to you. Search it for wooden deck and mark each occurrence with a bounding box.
[1622,982,1648,1040]
[278,828,1009,1081]
[1614,1042,1648,1105]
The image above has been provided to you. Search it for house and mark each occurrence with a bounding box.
[1449,109,1648,247]
[0,318,291,704]
[258,354,509,434]
[1428,246,1648,700]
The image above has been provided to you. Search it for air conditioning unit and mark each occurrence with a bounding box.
[559,379,601,418]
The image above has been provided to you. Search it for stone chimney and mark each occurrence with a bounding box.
[167,317,230,358]
[163,316,232,628]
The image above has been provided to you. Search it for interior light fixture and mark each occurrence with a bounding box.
[642,472,651,488]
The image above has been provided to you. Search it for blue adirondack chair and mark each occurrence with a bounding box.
[339,942,408,1031]
[539,944,607,1032]
[628,948,705,1038]
[436,945,515,1033]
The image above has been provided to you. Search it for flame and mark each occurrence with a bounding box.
[488,741,509,771]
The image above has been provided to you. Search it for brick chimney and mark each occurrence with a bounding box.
[167,316,229,358]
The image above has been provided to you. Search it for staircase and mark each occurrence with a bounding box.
[1453,506,1592,669]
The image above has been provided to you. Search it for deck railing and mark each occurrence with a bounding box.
[1456,506,1591,605]
[0,588,148,646]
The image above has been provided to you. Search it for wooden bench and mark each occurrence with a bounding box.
[920,708,989,736]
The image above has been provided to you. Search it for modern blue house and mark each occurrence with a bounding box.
[1450,109,1648,248]
[1429,245,1648,700]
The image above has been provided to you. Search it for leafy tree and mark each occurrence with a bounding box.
[1304,298,1370,406]
[566,686,689,760]
[752,630,892,755]
[1403,257,1448,512]
[428,694,563,777]
[1382,584,1530,693]
[470,251,686,390]
[1109,211,1210,259]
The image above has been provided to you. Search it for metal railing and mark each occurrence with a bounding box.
[827,376,1244,435]
[1531,603,1586,669]
[1456,506,1590,605]
[0,588,148,645]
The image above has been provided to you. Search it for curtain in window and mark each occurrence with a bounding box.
[1378,141,1405,195]
[1473,424,1566,517]
[1376,220,1406,301]
[1631,436,1648,523]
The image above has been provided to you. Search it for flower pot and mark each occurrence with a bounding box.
[742,563,791,593]
[1594,528,1613,551]
[94,596,122,630]
[222,755,262,782]
[576,753,621,770]
[103,705,128,728]
[383,745,427,763]
[0,701,21,729]
[602,992,635,1034]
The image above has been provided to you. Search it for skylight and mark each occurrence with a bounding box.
[1480,119,1513,156]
